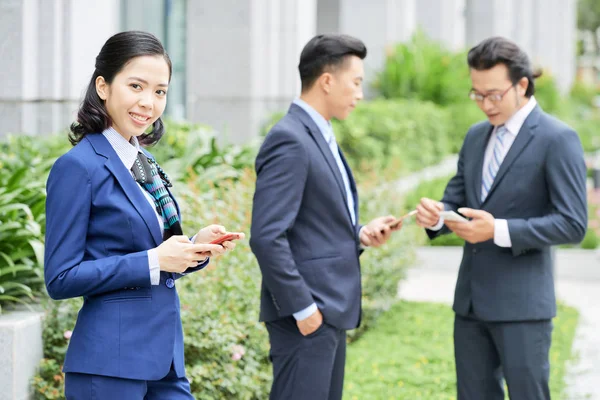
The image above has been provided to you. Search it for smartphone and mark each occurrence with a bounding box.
[209,233,240,245]
[388,210,417,229]
[439,210,469,223]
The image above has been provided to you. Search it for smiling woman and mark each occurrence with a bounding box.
[44,31,243,399]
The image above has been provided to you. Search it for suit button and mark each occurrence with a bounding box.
[165,278,175,289]
[472,249,477,254]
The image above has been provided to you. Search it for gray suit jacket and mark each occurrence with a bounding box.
[250,104,363,330]
[428,105,587,322]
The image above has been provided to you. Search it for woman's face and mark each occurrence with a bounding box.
[96,55,170,141]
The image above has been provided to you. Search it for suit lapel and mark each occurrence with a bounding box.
[87,134,163,246]
[482,107,540,205]
[473,124,494,206]
[289,104,353,226]
[338,148,359,222]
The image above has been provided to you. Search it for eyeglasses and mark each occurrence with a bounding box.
[469,85,514,103]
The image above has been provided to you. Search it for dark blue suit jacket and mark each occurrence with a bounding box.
[44,133,205,380]
[250,104,364,330]
[428,106,587,321]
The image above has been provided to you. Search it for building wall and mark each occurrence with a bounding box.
[0,0,579,138]
[0,0,120,137]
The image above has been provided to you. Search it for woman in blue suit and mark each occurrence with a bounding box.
[44,31,243,399]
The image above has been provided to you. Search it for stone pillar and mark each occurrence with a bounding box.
[0,0,120,137]
[186,0,316,143]
[465,0,576,93]
[0,312,44,400]
[416,0,466,51]
[331,0,417,97]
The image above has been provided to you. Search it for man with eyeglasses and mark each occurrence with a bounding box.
[415,37,587,400]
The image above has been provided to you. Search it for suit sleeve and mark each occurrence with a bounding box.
[249,129,314,317]
[507,128,587,256]
[44,153,152,300]
[427,133,469,240]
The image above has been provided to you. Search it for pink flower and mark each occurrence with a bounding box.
[64,330,72,340]
[231,344,246,361]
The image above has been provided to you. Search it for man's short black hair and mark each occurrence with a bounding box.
[298,34,367,92]
[467,36,541,98]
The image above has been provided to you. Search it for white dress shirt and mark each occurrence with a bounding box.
[430,96,538,247]
[102,128,163,285]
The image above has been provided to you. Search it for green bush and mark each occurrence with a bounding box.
[28,120,415,398]
[570,80,599,107]
[332,100,455,176]
[150,119,258,184]
[0,135,66,312]
[534,73,563,115]
[374,30,471,106]
[580,228,599,249]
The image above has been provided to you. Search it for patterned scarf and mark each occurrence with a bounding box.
[131,152,183,238]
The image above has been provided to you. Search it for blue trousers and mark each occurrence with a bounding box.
[65,362,194,400]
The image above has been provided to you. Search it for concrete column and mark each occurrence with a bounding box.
[465,0,576,93]
[186,0,316,143]
[333,0,417,97]
[0,0,120,137]
[416,0,466,51]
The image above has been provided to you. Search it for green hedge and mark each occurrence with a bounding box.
[374,31,600,153]
[7,120,414,399]
[374,30,471,107]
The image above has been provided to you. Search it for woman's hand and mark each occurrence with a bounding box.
[155,235,224,273]
[193,224,245,254]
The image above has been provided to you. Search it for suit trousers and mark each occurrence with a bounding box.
[266,317,346,400]
[454,313,552,400]
[65,361,194,400]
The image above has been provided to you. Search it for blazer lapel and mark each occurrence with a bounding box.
[290,104,352,224]
[338,148,359,223]
[482,107,540,205]
[87,134,163,246]
[472,124,494,206]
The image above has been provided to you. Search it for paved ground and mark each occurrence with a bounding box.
[398,246,600,400]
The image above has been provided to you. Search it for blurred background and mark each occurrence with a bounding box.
[2,1,600,399]
[0,0,594,142]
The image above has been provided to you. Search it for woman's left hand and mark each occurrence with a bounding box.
[193,224,245,255]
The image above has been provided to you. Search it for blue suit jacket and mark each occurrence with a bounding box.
[428,106,587,321]
[44,133,205,380]
[250,104,364,331]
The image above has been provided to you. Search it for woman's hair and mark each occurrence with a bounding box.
[69,31,172,146]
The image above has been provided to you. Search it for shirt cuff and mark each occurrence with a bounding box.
[148,249,161,285]
[493,219,512,247]
[358,226,366,249]
[293,303,318,321]
[428,216,445,231]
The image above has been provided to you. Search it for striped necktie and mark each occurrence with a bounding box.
[481,125,508,202]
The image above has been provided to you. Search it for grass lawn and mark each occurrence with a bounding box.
[344,301,579,400]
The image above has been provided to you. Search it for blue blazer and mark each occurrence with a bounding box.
[428,106,587,322]
[250,104,364,331]
[44,133,205,381]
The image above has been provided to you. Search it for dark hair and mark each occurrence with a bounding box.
[467,36,541,98]
[69,31,172,146]
[298,34,367,91]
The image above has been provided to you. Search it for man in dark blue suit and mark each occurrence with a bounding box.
[416,37,588,400]
[250,34,401,400]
